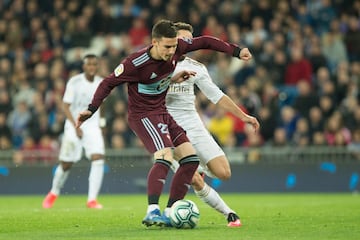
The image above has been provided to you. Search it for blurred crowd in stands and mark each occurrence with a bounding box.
[0,0,360,164]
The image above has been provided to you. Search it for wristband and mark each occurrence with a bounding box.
[87,104,98,114]
[233,47,242,58]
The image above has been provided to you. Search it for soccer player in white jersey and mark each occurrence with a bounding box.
[165,22,260,227]
[42,54,106,209]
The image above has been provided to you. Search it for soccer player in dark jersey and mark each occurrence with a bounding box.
[76,19,252,227]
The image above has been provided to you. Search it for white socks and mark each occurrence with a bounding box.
[88,159,104,201]
[50,165,70,195]
[194,183,234,217]
[147,204,160,213]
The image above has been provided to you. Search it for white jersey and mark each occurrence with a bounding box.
[59,73,105,161]
[166,57,225,176]
[63,73,102,129]
[166,57,224,111]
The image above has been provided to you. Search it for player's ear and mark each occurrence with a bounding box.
[152,38,158,46]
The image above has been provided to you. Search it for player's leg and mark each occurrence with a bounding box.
[181,118,240,226]
[42,161,73,208]
[161,141,200,225]
[83,127,105,209]
[191,170,241,227]
[143,147,173,226]
[43,132,81,208]
[87,154,105,209]
[206,155,231,180]
[128,115,174,226]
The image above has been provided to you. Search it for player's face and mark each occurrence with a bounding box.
[83,57,98,78]
[177,29,193,39]
[151,37,178,61]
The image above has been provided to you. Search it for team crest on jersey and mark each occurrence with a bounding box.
[114,64,124,77]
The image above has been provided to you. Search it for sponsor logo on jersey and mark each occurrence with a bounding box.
[114,64,124,77]
[168,84,191,93]
[138,74,172,94]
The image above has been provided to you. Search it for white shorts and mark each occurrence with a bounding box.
[59,124,105,162]
[169,110,225,177]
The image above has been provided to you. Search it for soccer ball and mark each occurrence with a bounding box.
[169,199,200,229]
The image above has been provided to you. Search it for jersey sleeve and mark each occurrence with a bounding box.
[194,64,224,104]
[89,59,135,112]
[177,36,241,58]
[62,77,75,104]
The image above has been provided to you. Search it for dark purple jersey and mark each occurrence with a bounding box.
[89,36,240,118]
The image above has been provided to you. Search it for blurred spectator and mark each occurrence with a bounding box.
[344,15,360,62]
[284,47,313,86]
[292,117,310,146]
[312,0,336,35]
[0,81,12,114]
[268,49,287,86]
[348,129,360,160]
[202,15,228,41]
[258,106,276,143]
[128,18,150,49]
[345,104,360,132]
[208,108,234,147]
[7,101,31,148]
[244,16,268,48]
[18,136,37,164]
[319,94,336,119]
[313,66,332,94]
[312,131,327,146]
[268,127,289,147]
[293,80,319,119]
[110,133,126,150]
[308,106,325,137]
[324,114,351,146]
[322,26,348,73]
[278,105,299,140]
[0,112,12,149]
[308,43,328,75]
[237,2,253,32]
[238,84,261,115]
[224,85,248,145]
[68,15,92,48]
[37,134,58,164]
[6,19,23,50]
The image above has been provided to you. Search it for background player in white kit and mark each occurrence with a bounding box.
[42,54,106,209]
[166,22,260,227]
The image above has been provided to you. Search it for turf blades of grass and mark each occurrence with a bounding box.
[0,193,359,240]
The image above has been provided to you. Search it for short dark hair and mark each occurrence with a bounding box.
[174,22,194,34]
[152,19,178,39]
[83,54,98,63]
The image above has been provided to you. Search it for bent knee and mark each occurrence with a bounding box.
[217,169,231,181]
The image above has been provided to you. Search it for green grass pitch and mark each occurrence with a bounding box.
[0,193,359,240]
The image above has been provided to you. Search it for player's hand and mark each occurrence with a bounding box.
[244,115,260,133]
[76,127,83,138]
[76,110,93,128]
[239,48,252,61]
[171,70,196,83]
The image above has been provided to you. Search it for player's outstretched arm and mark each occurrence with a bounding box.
[76,110,92,128]
[217,95,260,133]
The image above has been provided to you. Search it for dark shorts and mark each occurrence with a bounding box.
[128,113,189,153]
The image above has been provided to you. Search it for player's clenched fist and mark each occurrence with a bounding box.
[239,48,252,61]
